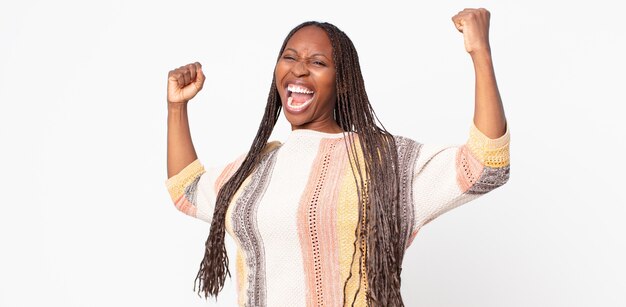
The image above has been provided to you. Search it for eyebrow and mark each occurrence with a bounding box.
[284,48,331,61]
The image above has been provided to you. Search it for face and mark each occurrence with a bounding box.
[275,25,341,133]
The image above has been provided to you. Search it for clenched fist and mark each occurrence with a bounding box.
[452,8,491,54]
[167,62,205,104]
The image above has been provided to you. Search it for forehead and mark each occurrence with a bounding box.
[285,26,333,55]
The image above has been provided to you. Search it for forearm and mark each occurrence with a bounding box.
[471,50,507,138]
[167,103,198,178]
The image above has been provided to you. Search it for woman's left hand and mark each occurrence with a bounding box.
[452,8,491,55]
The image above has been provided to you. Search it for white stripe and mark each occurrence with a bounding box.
[256,134,322,306]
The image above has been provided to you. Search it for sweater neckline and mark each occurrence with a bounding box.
[287,129,351,139]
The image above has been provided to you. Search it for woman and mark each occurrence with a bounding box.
[165,8,509,307]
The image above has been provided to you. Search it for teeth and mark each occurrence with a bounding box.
[287,84,314,94]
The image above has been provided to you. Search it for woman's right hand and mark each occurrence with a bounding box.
[167,62,205,104]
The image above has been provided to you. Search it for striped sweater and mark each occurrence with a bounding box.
[165,123,510,306]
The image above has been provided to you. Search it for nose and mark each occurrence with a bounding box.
[291,60,310,77]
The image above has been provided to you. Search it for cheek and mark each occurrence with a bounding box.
[275,61,291,78]
[322,74,337,100]
[314,71,336,94]
[274,67,286,96]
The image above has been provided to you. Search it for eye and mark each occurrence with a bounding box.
[282,55,296,61]
[312,60,326,67]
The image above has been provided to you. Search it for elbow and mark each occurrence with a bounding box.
[467,165,510,195]
[495,165,510,188]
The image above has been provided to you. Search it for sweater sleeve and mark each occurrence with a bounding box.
[410,122,510,236]
[164,142,281,224]
[165,160,222,223]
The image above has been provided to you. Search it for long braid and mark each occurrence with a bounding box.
[193,25,297,298]
[194,77,282,298]
[195,21,406,306]
[322,22,405,306]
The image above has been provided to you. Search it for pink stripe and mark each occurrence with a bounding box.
[407,228,420,247]
[174,196,197,217]
[456,145,484,192]
[297,138,346,307]
[214,155,246,193]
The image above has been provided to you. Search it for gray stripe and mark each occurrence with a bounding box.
[232,147,280,307]
[183,176,201,207]
[394,136,422,249]
[467,165,510,195]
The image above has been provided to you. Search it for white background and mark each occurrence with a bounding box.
[1,0,624,306]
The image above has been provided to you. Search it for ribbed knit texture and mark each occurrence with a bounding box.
[165,123,510,306]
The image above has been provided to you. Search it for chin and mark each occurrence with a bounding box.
[283,112,310,128]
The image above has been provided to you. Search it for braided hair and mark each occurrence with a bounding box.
[195,21,406,306]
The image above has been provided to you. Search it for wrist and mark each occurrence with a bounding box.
[470,49,494,70]
[470,48,493,62]
[168,101,188,112]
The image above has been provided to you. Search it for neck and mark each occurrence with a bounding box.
[291,120,343,134]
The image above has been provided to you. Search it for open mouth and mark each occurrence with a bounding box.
[286,84,315,111]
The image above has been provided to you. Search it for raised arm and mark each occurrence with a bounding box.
[406,10,510,238]
[452,8,507,138]
[167,62,205,178]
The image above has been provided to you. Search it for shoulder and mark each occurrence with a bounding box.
[261,140,282,155]
[392,133,464,155]
[391,135,423,168]
[393,135,421,147]
[392,135,425,156]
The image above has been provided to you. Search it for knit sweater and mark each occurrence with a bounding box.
[165,123,510,306]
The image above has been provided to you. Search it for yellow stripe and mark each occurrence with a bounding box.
[467,122,510,168]
[262,140,282,155]
[236,248,247,306]
[338,143,368,306]
[165,159,205,201]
